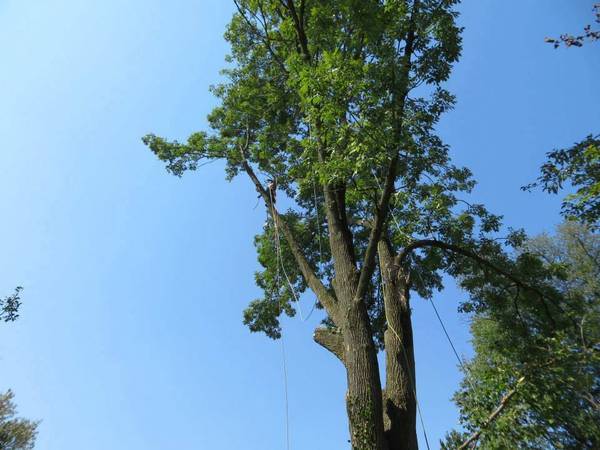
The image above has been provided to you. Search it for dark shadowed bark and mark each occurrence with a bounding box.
[379,241,418,450]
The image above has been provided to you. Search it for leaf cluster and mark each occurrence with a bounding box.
[0,287,23,323]
[445,223,600,449]
[0,390,37,450]
[545,3,600,48]
[524,135,600,227]
[144,1,521,339]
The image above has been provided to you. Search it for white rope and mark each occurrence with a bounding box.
[266,184,292,450]
[378,264,432,450]
[376,173,479,406]
[388,321,431,450]
[269,184,306,321]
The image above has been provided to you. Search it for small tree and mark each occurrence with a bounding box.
[0,391,37,450]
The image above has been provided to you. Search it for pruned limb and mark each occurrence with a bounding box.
[313,327,345,364]
[458,376,525,450]
[241,157,339,324]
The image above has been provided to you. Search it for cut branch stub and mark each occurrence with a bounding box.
[314,327,345,364]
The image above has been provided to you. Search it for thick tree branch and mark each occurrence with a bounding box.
[322,182,357,265]
[356,155,399,302]
[458,376,525,450]
[398,240,512,284]
[396,239,558,328]
[241,157,339,323]
[313,327,345,364]
[378,238,398,283]
[354,0,420,304]
[314,138,358,297]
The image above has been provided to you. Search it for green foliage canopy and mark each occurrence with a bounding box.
[143,0,514,341]
[445,222,600,449]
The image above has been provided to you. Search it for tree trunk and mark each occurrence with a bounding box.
[382,299,418,450]
[319,179,389,450]
[342,299,389,450]
[379,242,418,450]
[315,257,418,450]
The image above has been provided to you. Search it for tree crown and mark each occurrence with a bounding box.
[144,0,519,340]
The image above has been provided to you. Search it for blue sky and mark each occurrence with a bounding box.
[0,1,598,449]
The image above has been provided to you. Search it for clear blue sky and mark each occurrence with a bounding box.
[0,1,597,449]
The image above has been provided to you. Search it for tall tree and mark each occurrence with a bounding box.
[444,222,600,449]
[144,1,549,448]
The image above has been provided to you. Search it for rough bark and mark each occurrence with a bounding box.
[313,303,388,450]
[343,297,389,450]
[317,145,388,449]
[314,327,345,364]
[379,241,418,450]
